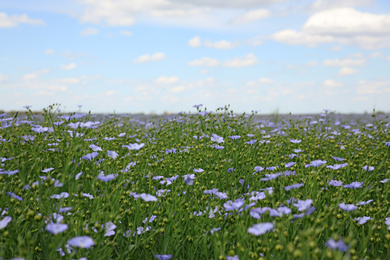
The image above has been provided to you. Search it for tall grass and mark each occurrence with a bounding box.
[0,105,389,260]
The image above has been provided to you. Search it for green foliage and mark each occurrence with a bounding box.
[0,105,389,259]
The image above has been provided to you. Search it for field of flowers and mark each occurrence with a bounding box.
[0,104,389,260]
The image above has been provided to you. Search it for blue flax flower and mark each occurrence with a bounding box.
[354,216,372,225]
[325,238,349,252]
[183,174,196,185]
[284,183,304,191]
[356,199,373,205]
[328,180,343,187]
[228,135,241,140]
[362,165,374,171]
[46,223,68,235]
[247,222,274,236]
[67,236,95,249]
[155,255,172,260]
[0,216,12,229]
[293,199,313,211]
[338,203,358,211]
[305,160,327,168]
[224,198,245,211]
[343,181,363,189]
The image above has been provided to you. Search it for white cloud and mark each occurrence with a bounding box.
[309,0,373,12]
[324,80,343,87]
[369,52,382,58]
[302,8,390,35]
[323,58,365,67]
[155,76,179,84]
[170,86,186,93]
[22,70,49,80]
[105,90,116,96]
[188,36,237,49]
[0,74,8,83]
[223,53,258,68]
[120,30,132,36]
[200,69,208,74]
[259,78,273,84]
[61,63,77,70]
[357,80,390,94]
[273,8,390,49]
[273,29,334,47]
[188,36,202,47]
[306,61,318,67]
[204,39,237,49]
[133,52,166,63]
[231,9,270,25]
[45,49,55,54]
[330,46,342,51]
[80,27,99,36]
[60,78,81,84]
[49,85,68,92]
[168,0,285,8]
[338,67,357,75]
[188,57,220,67]
[0,12,45,28]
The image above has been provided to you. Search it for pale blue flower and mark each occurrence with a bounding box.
[53,194,70,203]
[331,156,345,161]
[75,171,83,180]
[97,173,118,182]
[289,139,301,143]
[285,162,296,168]
[226,255,239,260]
[89,144,102,151]
[254,166,264,172]
[211,134,224,143]
[325,238,349,252]
[224,198,245,211]
[122,143,145,150]
[247,222,274,236]
[0,216,12,229]
[67,236,95,249]
[344,181,363,189]
[139,193,157,202]
[284,183,304,191]
[381,179,389,183]
[338,203,358,211]
[183,174,195,185]
[362,165,374,171]
[103,221,116,237]
[305,160,327,168]
[228,135,241,140]
[6,192,23,201]
[326,163,348,170]
[293,199,313,211]
[155,255,172,260]
[356,199,373,205]
[355,216,372,225]
[245,139,257,145]
[194,168,204,173]
[46,223,68,235]
[42,167,54,173]
[107,150,118,159]
[210,144,224,149]
[328,180,343,187]
[82,152,99,161]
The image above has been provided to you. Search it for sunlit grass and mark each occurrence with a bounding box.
[0,104,389,260]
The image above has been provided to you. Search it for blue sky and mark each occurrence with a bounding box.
[1,0,390,114]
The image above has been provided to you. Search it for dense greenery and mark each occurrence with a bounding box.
[0,104,389,260]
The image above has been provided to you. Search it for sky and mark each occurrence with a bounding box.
[1,0,390,114]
